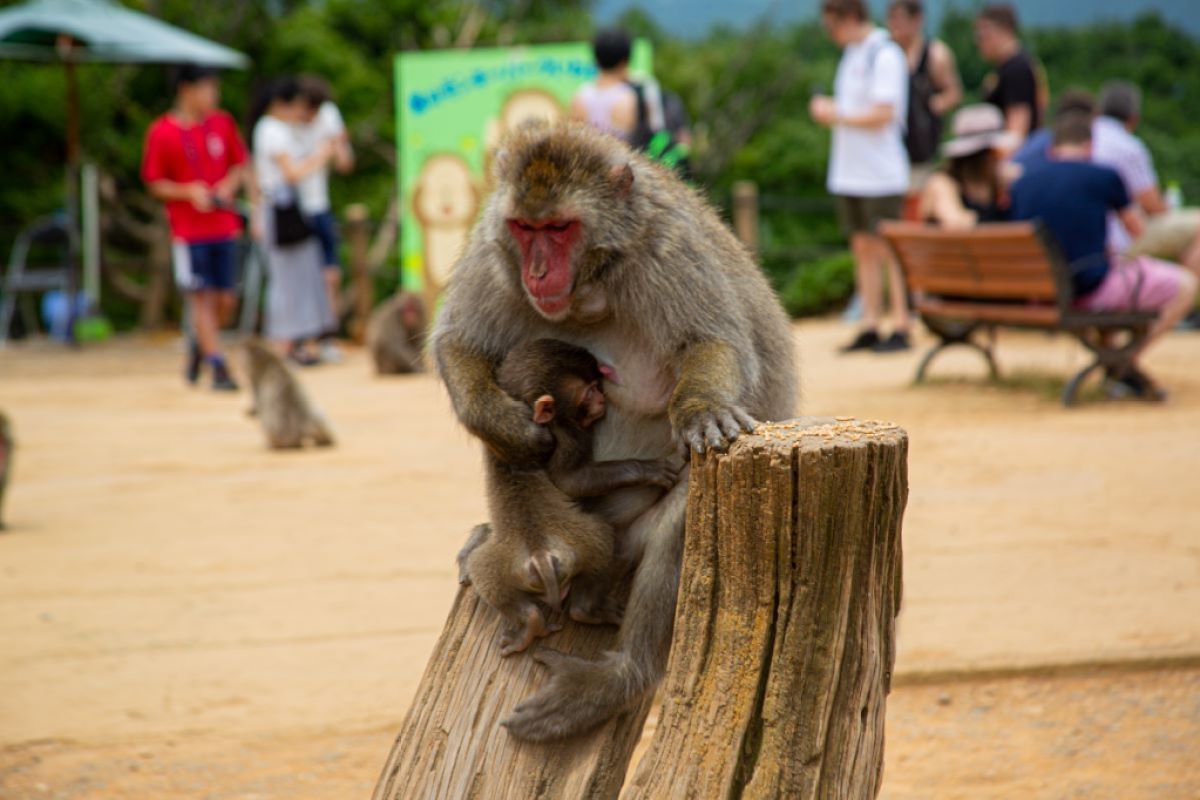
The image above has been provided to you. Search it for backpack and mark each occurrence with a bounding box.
[627,80,691,175]
[904,42,942,165]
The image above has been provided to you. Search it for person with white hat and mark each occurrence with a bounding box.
[918,104,1017,229]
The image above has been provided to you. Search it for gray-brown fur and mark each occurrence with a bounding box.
[367,292,427,375]
[242,339,335,450]
[430,121,797,740]
[0,412,12,530]
[458,339,676,656]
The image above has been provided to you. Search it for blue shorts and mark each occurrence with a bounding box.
[173,238,239,292]
[310,210,341,269]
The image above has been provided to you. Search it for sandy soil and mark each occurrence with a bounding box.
[1,318,1198,798]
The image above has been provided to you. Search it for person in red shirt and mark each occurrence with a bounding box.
[141,64,248,390]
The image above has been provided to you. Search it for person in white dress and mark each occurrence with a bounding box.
[250,76,335,364]
[294,75,355,362]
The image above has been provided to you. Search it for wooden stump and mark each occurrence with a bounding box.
[371,588,654,800]
[623,417,907,799]
[372,417,906,800]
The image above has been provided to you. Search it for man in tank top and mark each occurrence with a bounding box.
[571,28,637,141]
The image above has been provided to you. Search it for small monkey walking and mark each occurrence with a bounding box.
[366,292,427,375]
[241,339,335,449]
[459,339,678,656]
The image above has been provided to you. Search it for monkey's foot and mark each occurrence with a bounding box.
[676,405,758,455]
[499,610,562,657]
[455,523,492,585]
[501,649,641,741]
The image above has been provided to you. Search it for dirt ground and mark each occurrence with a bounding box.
[1,317,1198,798]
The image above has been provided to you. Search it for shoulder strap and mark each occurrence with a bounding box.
[915,40,931,74]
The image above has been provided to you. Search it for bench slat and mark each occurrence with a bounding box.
[914,298,1061,326]
[911,278,1058,300]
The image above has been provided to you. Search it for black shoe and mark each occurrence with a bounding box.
[1106,367,1166,402]
[840,330,881,353]
[288,348,320,367]
[211,360,240,392]
[185,339,203,385]
[872,331,912,352]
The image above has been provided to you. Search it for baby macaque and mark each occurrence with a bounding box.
[241,338,335,449]
[459,339,678,656]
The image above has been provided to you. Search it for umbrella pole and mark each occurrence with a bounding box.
[63,57,81,342]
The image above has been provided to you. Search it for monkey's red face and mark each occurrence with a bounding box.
[506,218,582,318]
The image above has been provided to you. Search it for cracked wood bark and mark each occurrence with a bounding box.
[371,585,653,800]
[623,416,906,800]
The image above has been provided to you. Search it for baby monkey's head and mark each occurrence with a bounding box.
[497,338,608,430]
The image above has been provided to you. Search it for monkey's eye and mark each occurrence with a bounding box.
[542,221,571,233]
[507,219,535,233]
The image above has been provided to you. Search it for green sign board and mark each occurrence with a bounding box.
[394,41,653,304]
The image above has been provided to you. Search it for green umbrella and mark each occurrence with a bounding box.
[0,0,249,316]
[0,0,249,162]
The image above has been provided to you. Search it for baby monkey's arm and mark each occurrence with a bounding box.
[550,458,679,499]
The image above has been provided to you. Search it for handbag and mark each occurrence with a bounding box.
[273,197,313,247]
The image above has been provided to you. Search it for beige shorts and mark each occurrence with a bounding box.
[1125,208,1200,261]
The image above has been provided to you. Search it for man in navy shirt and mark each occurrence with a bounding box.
[1010,111,1197,399]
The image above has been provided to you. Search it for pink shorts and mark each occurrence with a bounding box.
[1075,256,1183,312]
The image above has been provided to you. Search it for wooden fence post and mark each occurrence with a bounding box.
[344,203,371,344]
[372,417,906,800]
[732,180,759,253]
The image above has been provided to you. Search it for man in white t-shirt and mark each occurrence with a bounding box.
[810,0,912,353]
[296,75,355,361]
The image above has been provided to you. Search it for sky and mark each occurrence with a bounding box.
[592,0,1200,38]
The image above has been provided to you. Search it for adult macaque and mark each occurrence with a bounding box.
[430,122,797,741]
[242,338,336,449]
[458,338,678,656]
[367,292,427,375]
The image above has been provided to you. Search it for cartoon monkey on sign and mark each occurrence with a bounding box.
[411,153,480,308]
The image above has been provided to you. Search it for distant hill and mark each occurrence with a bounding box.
[594,0,1200,38]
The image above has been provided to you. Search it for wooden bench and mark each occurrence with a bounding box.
[879,221,1158,406]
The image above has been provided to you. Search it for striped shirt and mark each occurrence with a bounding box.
[1092,115,1158,252]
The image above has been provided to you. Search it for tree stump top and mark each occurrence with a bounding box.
[741,416,907,455]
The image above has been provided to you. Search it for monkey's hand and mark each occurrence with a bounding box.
[671,399,758,455]
[470,394,555,469]
[669,341,759,454]
[502,649,641,741]
[634,458,682,490]
[439,342,553,467]
[569,590,625,626]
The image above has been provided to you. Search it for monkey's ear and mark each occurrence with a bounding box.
[609,163,634,197]
[532,395,556,425]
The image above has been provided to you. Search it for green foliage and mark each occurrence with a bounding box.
[0,1,1197,327]
[776,250,855,317]
[667,7,1200,316]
